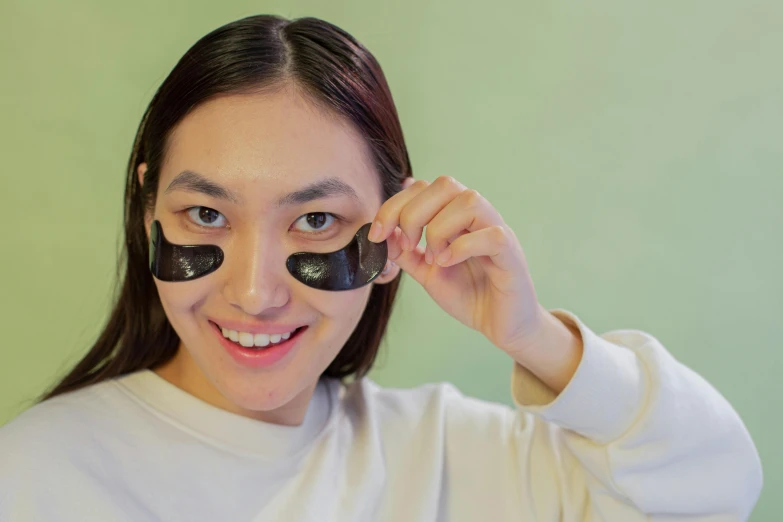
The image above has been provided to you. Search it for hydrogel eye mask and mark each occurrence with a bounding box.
[285,222,388,291]
[149,220,224,282]
[148,220,388,291]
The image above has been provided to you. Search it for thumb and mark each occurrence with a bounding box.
[386,227,429,286]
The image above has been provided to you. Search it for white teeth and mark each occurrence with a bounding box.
[238,332,254,347]
[218,323,299,348]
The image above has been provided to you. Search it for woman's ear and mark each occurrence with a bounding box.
[137,162,153,241]
[401,176,416,190]
[373,260,401,285]
[137,162,147,188]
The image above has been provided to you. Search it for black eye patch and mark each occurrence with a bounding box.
[148,220,388,291]
[149,220,224,282]
[285,222,388,291]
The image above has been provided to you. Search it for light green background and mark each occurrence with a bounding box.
[1,1,780,519]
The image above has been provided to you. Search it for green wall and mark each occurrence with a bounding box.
[1,1,779,519]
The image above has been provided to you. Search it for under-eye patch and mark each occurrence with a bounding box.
[285,222,388,291]
[149,220,224,282]
[148,220,388,291]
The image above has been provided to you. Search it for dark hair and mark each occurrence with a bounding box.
[38,14,411,402]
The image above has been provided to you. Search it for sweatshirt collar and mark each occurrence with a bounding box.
[112,369,338,460]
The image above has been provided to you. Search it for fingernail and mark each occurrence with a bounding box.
[436,248,452,266]
[369,221,382,242]
[424,246,433,265]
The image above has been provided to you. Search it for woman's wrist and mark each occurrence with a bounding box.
[507,308,584,394]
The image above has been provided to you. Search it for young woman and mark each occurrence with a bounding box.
[0,14,762,521]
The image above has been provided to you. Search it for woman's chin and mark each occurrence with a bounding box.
[215,377,311,421]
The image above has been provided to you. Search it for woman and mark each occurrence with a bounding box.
[0,14,762,521]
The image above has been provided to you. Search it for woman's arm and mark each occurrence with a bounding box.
[433,309,762,521]
[506,305,585,394]
[369,176,763,519]
[498,309,761,520]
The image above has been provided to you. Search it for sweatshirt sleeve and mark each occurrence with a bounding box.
[505,308,763,521]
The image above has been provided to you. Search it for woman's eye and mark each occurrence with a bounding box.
[293,212,336,234]
[186,206,227,228]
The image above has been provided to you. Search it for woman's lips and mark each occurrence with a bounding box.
[210,320,307,369]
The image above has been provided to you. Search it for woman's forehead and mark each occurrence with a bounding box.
[160,90,381,205]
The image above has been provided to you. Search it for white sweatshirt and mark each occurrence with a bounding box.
[0,309,763,521]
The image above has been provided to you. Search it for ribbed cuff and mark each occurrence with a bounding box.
[510,309,649,444]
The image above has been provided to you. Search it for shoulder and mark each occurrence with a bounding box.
[0,380,126,468]
[0,380,139,518]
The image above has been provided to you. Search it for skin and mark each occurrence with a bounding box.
[138,87,406,426]
[367,177,584,394]
[139,85,583,427]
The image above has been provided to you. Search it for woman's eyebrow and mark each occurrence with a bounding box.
[165,170,360,207]
[275,177,360,207]
[165,170,239,203]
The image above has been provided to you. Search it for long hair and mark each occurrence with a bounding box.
[38,14,411,402]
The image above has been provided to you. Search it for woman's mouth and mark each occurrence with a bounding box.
[212,321,305,349]
[209,320,308,369]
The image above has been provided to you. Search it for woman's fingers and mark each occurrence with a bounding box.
[370,176,467,249]
[370,175,515,276]
[368,179,430,243]
[436,224,522,273]
[385,226,430,285]
[423,188,503,262]
[396,176,468,251]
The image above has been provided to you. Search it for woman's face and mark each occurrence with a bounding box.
[139,88,401,425]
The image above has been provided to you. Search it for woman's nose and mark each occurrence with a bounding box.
[222,234,291,315]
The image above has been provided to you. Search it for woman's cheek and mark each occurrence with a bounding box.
[154,278,215,315]
[306,284,372,321]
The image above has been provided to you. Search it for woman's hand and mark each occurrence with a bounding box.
[369,176,550,358]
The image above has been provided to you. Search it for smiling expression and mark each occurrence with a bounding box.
[141,87,399,425]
